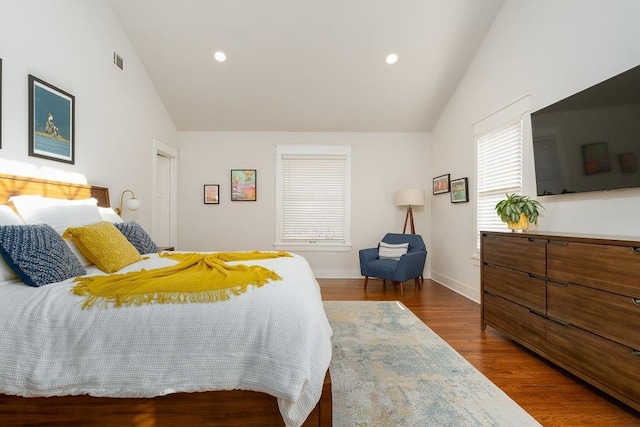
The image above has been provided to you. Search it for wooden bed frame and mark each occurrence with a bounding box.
[0,173,332,427]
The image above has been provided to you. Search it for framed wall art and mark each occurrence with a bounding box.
[582,141,610,175]
[231,169,256,201]
[203,184,220,204]
[433,173,450,194]
[28,75,75,164]
[619,152,637,173]
[450,177,469,203]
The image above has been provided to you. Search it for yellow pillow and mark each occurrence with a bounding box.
[63,221,142,273]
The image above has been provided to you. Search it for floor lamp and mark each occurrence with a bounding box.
[395,188,425,234]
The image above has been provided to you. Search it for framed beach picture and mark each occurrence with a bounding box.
[231,169,257,201]
[450,177,469,203]
[28,75,75,164]
[203,184,220,204]
[433,174,450,194]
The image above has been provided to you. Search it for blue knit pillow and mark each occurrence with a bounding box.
[113,221,158,254]
[0,224,86,287]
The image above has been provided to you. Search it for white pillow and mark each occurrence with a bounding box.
[10,195,98,224]
[99,207,124,223]
[378,241,409,261]
[0,206,24,281]
[0,205,24,225]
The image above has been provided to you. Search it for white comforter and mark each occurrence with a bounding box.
[0,252,332,427]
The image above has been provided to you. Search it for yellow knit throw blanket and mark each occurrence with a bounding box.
[72,251,292,309]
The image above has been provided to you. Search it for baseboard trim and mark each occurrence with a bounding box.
[430,272,480,304]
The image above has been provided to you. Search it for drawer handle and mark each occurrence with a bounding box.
[633,350,640,359]
[632,247,640,254]
[548,279,568,287]
[633,298,640,306]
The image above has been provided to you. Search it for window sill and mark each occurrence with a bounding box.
[274,242,352,252]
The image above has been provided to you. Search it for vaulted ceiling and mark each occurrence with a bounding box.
[108,0,504,132]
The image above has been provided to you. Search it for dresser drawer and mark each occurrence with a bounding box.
[483,264,546,312]
[546,321,640,405]
[547,240,640,296]
[483,293,547,349]
[482,233,546,276]
[547,281,640,350]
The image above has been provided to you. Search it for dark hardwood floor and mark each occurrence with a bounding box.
[318,278,640,427]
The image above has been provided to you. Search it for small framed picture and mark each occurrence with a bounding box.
[203,184,220,204]
[433,174,450,194]
[28,75,75,164]
[582,141,610,175]
[231,169,256,201]
[619,152,637,173]
[450,177,469,203]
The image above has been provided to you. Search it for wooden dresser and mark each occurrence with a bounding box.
[481,230,640,412]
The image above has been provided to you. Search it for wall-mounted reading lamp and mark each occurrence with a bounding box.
[114,189,140,216]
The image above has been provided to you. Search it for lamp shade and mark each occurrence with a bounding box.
[126,197,141,211]
[395,188,425,207]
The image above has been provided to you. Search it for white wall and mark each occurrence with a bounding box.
[430,0,640,302]
[0,0,178,232]
[178,132,431,278]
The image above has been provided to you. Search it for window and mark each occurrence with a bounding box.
[476,119,524,250]
[275,145,351,251]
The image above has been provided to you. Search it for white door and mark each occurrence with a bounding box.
[152,137,179,249]
[154,153,172,247]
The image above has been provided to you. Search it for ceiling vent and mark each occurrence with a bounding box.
[113,52,124,70]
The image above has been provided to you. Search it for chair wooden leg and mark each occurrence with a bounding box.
[414,277,420,290]
[383,279,386,289]
[400,281,404,296]
[364,276,369,290]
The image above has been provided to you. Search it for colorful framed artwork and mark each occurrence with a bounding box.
[450,177,469,203]
[433,174,450,195]
[28,75,75,164]
[203,184,220,204]
[231,169,257,201]
[582,141,610,175]
[619,152,637,173]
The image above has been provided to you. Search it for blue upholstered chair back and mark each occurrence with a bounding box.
[381,233,426,252]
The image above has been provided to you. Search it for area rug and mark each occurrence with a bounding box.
[324,301,541,426]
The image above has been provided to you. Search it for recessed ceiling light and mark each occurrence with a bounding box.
[385,53,398,65]
[214,51,227,62]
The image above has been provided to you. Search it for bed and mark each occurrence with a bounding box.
[0,173,333,427]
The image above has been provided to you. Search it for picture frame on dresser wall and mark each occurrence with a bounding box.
[231,169,256,201]
[433,174,450,194]
[28,75,75,164]
[450,177,469,203]
[203,184,219,204]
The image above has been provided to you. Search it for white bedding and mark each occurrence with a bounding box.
[0,252,332,427]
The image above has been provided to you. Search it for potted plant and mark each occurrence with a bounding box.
[495,193,543,232]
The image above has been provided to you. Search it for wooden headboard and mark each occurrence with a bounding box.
[0,174,110,207]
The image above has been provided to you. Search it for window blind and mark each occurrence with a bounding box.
[275,145,351,250]
[281,155,346,242]
[476,119,523,249]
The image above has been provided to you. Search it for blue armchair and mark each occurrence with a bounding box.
[359,233,427,296]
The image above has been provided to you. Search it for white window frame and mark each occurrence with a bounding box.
[473,96,532,257]
[275,145,352,252]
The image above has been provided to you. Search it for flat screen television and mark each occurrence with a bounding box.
[531,64,640,196]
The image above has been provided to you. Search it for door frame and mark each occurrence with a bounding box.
[152,137,179,248]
